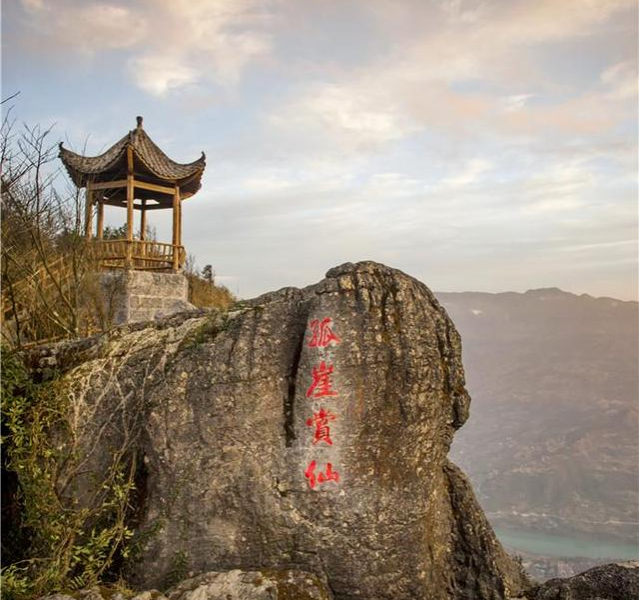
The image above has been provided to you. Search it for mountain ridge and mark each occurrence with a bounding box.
[436,287,637,304]
[436,286,638,555]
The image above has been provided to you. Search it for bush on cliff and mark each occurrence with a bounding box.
[0,346,138,599]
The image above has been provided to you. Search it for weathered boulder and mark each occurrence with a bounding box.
[46,261,528,599]
[167,569,331,600]
[40,588,164,600]
[530,561,639,600]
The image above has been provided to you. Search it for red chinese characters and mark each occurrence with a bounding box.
[306,361,338,398]
[304,460,340,489]
[303,316,342,490]
[306,407,336,445]
[308,317,341,348]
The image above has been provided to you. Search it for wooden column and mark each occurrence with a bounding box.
[85,181,93,240]
[140,199,147,241]
[96,200,104,241]
[126,146,134,267]
[140,199,147,268]
[172,185,181,271]
[177,193,182,247]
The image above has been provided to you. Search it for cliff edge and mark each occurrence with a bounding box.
[30,261,529,599]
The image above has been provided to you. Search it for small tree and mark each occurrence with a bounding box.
[1,109,100,347]
[183,256,235,309]
[201,264,214,284]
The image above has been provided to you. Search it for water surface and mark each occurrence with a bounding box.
[495,528,639,560]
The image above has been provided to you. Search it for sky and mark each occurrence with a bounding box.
[2,0,637,300]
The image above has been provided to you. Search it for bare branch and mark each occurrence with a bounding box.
[1,91,21,105]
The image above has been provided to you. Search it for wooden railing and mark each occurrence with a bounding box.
[2,255,70,320]
[1,241,186,346]
[92,239,186,271]
[1,255,89,346]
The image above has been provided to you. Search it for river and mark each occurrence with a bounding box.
[495,528,639,560]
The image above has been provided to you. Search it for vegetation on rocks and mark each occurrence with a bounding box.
[1,347,138,599]
[0,113,102,347]
[1,113,233,349]
[184,260,235,311]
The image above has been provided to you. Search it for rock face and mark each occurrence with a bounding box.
[530,561,639,600]
[48,261,528,599]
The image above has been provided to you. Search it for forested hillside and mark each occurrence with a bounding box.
[439,288,638,546]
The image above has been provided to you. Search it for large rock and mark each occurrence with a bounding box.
[44,261,528,599]
[530,561,639,599]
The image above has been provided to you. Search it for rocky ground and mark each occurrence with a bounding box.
[528,560,639,600]
[39,562,639,600]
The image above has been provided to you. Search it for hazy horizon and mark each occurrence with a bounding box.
[3,0,637,301]
[436,285,638,301]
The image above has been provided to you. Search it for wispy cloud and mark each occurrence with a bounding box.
[11,0,274,94]
[128,55,199,97]
[601,61,638,100]
[443,159,493,189]
[4,0,637,300]
[502,95,534,113]
[127,0,274,93]
[14,1,146,56]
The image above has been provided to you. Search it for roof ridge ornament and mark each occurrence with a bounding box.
[136,115,143,129]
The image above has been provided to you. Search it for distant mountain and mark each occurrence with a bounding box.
[437,288,639,547]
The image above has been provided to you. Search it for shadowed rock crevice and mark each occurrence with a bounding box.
[284,324,306,447]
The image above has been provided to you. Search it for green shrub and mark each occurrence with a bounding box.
[1,347,136,599]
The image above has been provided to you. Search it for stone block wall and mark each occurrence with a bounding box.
[101,270,194,326]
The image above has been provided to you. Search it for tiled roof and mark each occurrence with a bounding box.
[58,117,206,187]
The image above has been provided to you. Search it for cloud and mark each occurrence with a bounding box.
[601,61,638,100]
[485,0,634,44]
[126,0,274,92]
[268,83,416,154]
[20,0,45,12]
[261,0,635,164]
[12,0,274,94]
[14,2,146,56]
[442,159,493,188]
[128,55,199,96]
[502,95,534,112]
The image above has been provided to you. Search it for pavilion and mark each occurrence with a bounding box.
[59,116,206,271]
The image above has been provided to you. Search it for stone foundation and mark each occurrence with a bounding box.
[101,270,194,326]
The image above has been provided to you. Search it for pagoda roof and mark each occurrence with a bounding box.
[58,116,206,197]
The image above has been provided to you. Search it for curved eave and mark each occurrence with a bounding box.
[132,145,206,188]
[58,134,206,193]
[58,137,128,187]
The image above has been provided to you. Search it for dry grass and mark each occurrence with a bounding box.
[186,271,236,310]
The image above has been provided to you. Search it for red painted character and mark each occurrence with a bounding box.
[306,407,337,445]
[304,460,340,489]
[308,317,341,348]
[306,361,339,398]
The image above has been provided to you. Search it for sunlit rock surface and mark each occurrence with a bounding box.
[39,261,528,599]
